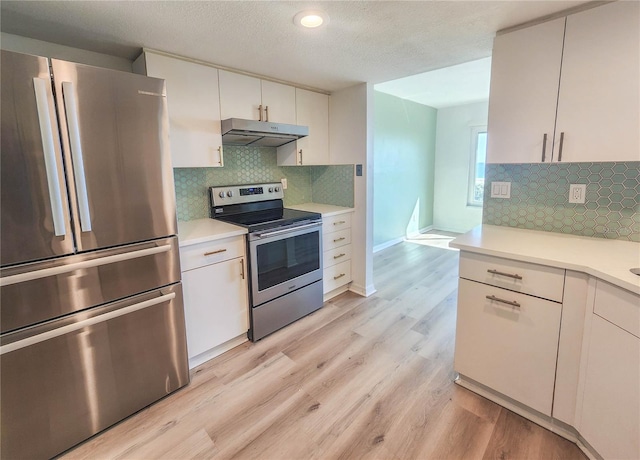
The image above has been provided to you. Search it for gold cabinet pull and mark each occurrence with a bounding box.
[333,253,346,259]
[333,221,346,226]
[264,105,269,122]
[240,258,245,280]
[204,248,227,256]
[486,295,521,308]
[333,237,346,243]
[558,132,565,162]
[258,104,263,121]
[298,149,303,165]
[541,133,547,162]
[333,273,346,280]
[217,146,223,166]
[487,269,522,280]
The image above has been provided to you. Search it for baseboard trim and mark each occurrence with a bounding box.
[373,226,435,253]
[431,225,468,234]
[349,282,376,297]
[188,334,248,370]
[324,284,350,302]
[455,374,601,460]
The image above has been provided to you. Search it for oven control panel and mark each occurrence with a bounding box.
[210,182,284,206]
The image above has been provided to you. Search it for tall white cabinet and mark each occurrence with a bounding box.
[487,1,640,163]
[133,52,224,168]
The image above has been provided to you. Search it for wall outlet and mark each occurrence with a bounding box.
[281,178,288,190]
[490,182,511,199]
[569,184,586,204]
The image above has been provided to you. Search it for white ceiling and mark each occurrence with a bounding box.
[0,1,592,93]
[375,57,492,108]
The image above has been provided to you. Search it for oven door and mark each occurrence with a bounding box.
[249,221,323,307]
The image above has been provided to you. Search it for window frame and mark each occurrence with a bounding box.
[467,126,487,207]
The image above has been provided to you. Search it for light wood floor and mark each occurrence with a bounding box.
[63,241,585,460]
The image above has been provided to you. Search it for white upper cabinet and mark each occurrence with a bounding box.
[218,70,296,124]
[486,18,564,164]
[133,52,223,168]
[277,88,329,166]
[487,1,640,163]
[555,1,640,162]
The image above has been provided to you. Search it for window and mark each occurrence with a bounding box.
[468,127,487,206]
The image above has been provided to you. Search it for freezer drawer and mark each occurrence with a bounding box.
[0,283,189,460]
[0,236,181,334]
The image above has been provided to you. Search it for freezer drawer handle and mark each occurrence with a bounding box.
[0,292,176,355]
[62,81,92,232]
[487,269,522,280]
[0,244,171,287]
[486,295,521,308]
[33,77,67,236]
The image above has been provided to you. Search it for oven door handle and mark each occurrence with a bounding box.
[254,222,321,239]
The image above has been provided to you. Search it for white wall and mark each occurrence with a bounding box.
[1,33,132,71]
[433,101,488,233]
[329,83,376,297]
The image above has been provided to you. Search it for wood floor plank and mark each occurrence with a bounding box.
[62,239,587,460]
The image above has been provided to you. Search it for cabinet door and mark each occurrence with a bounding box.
[580,315,640,460]
[486,18,565,164]
[261,80,296,124]
[454,279,562,415]
[554,1,640,162]
[278,88,329,165]
[182,257,249,358]
[142,53,223,168]
[219,70,262,121]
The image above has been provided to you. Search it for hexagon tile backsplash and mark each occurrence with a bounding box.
[483,162,640,242]
[173,146,354,221]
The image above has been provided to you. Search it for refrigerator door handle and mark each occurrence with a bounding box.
[33,77,66,236]
[62,81,92,232]
[0,292,176,355]
[0,243,171,287]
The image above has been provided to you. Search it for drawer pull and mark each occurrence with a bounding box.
[204,249,227,256]
[240,258,245,280]
[333,220,346,226]
[487,269,522,280]
[486,295,521,308]
[333,253,346,259]
[333,273,346,280]
[333,237,346,243]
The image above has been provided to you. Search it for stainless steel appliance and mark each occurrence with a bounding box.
[221,118,308,147]
[210,183,323,341]
[0,50,189,459]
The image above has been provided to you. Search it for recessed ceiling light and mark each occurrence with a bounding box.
[294,10,329,28]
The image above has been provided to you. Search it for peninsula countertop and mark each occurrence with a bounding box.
[450,224,640,295]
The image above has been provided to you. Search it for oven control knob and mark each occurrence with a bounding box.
[226,191,233,197]
[218,191,225,198]
[275,186,280,192]
[268,187,274,193]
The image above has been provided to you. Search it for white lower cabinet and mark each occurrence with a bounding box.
[180,236,249,367]
[321,213,353,298]
[455,278,562,415]
[578,281,640,460]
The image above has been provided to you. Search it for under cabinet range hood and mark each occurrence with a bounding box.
[221,118,308,147]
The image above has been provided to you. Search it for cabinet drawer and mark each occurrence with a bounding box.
[454,278,562,416]
[594,280,640,338]
[323,229,351,252]
[180,236,245,272]
[459,252,565,302]
[324,260,351,293]
[323,244,352,269]
[323,214,351,233]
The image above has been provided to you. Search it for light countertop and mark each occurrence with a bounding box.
[177,219,247,247]
[287,203,354,217]
[451,224,640,295]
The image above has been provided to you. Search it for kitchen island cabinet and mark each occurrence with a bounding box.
[451,225,640,460]
[487,1,639,163]
[133,52,224,168]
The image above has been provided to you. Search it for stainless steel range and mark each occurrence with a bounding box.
[210,183,323,341]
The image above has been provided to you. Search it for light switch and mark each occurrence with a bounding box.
[281,178,288,190]
[491,182,511,199]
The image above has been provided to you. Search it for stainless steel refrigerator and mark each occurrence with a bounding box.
[0,50,189,459]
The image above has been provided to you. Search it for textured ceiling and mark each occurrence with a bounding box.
[1,1,591,92]
[375,57,492,108]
